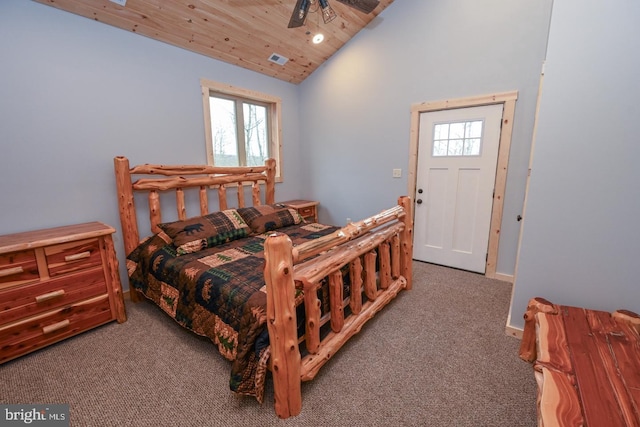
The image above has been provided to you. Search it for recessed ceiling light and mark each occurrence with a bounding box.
[312,33,325,44]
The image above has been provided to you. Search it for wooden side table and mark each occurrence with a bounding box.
[279,200,319,223]
[519,297,640,427]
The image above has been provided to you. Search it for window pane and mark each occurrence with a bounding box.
[209,97,238,166]
[433,140,448,156]
[243,103,269,166]
[434,123,449,140]
[448,139,464,156]
[449,123,465,139]
[466,120,483,138]
[203,80,281,179]
[464,138,481,155]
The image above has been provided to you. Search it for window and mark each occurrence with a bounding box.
[201,79,282,180]
[432,120,484,157]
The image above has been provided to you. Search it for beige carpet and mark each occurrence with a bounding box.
[1,261,537,426]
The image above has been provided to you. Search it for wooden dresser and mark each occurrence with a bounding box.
[0,222,127,364]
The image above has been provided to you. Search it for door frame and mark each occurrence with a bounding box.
[408,91,518,281]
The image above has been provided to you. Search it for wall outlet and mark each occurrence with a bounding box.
[392,168,402,178]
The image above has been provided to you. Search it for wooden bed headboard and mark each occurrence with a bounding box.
[113,156,276,258]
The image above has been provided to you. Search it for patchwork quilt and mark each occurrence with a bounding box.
[126,222,338,403]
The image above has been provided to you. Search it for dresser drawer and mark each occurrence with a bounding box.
[0,250,39,289]
[0,294,113,364]
[298,206,315,218]
[0,267,107,325]
[45,238,102,277]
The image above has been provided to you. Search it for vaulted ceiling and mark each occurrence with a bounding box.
[35,0,394,84]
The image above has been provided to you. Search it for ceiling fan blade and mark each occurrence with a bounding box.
[288,0,311,28]
[335,0,380,14]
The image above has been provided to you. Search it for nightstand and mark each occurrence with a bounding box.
[279,200,319,223]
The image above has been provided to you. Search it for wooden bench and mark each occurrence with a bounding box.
[519,297,640,426]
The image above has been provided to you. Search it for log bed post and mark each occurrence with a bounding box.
[398,196,413,290]
[114,156,140,257]
[263,232,302,419]
[114,156,142,302]
[265,158,276,204]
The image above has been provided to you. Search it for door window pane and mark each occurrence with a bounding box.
[432,119,484,157]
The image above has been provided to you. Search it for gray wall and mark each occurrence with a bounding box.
[508,0,640,329]
[299,0,552,276]
[0,1,303,286]
[2,1,558,294]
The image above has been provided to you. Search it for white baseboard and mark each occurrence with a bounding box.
[493,272,514,283]
[505,325,523,339]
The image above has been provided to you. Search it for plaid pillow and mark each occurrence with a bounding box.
[237,204,304,234]
[158,209,250,255]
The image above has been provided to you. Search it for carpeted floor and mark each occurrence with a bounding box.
[1,261,537,426]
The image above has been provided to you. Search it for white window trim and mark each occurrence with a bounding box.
[200,78,283,182]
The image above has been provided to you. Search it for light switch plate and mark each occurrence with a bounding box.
[392,168,402,178]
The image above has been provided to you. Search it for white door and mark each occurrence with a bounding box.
[414,104,503,273]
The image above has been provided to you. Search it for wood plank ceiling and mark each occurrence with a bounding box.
[35,0,394,84]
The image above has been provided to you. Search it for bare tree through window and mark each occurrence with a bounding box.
[201,79,282,180]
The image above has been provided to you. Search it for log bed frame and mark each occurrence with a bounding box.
[113,156,413,418]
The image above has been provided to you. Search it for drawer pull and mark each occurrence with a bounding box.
[42,319,70,334]
[64,251,91,262]
[0,266,24,278]
[35,289,66,303]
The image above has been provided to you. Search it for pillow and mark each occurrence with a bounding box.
[237,204,304,234]
[158,209,250,255]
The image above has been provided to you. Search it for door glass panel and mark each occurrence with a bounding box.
[448,139,464,156]
[449,123,466,139]
[432,119,484,157]
[433,139,448,156]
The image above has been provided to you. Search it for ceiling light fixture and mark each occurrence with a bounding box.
[297,0,310,20]
[288,0,380,29]
[318,0,337,24]
[312,33,325,44]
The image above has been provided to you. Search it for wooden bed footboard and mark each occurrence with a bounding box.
[264,196,413,418]
[113,156,413,418]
